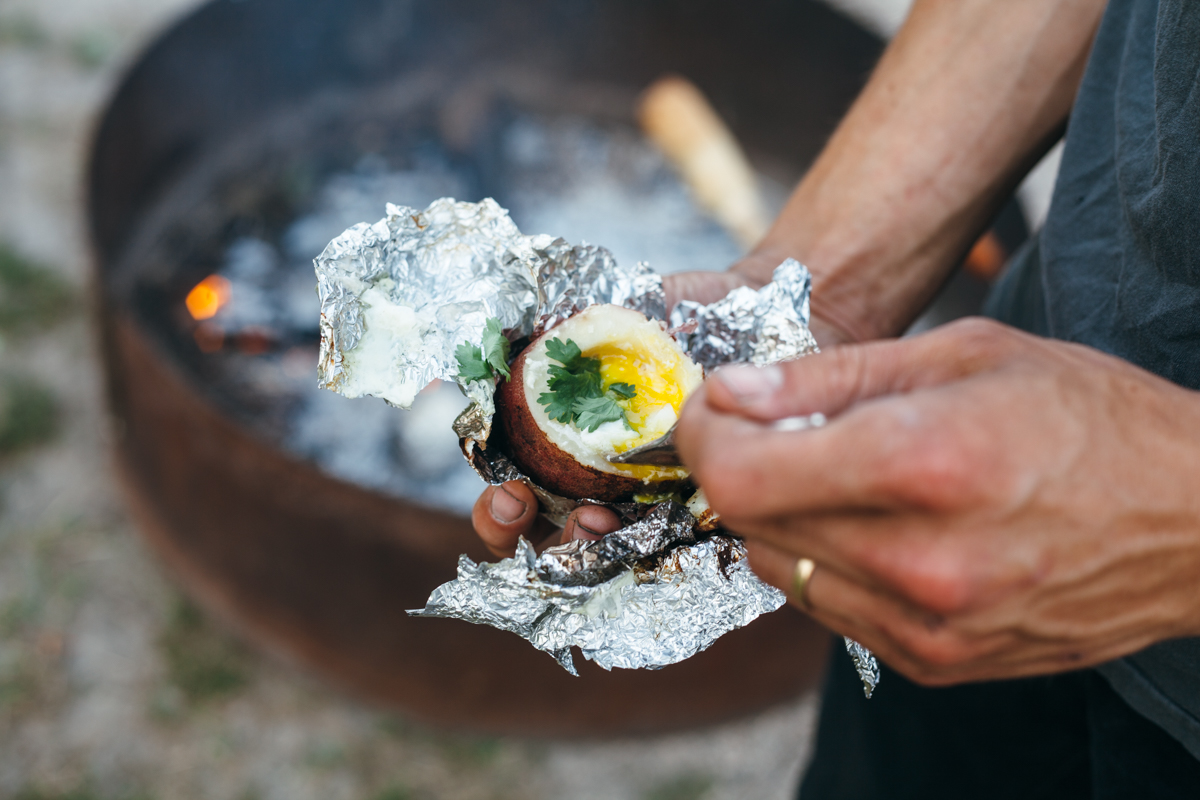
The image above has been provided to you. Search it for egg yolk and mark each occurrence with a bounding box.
[585,341,687,452]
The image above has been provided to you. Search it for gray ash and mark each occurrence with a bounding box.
[145,113,752,515]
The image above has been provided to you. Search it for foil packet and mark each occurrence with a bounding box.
[315,198,878,694]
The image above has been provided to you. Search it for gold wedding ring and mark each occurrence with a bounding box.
[792,558,816,611]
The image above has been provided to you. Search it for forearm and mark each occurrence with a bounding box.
[739,0,1105,343]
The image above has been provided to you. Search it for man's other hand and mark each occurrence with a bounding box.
[677,318,1200,685]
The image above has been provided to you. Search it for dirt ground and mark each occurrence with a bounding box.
[0,1,845,798]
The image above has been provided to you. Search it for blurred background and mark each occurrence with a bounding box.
[0,0,1059,798]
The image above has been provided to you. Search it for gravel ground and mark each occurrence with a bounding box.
[0,1,862,798]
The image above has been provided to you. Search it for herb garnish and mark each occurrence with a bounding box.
[455,317,511,382]
[537,337,637,432]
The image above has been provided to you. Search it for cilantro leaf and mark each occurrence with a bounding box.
[455,341,492,383]
[547,362,601,399]
[482,317,511,380]
[545,337,582,366]
[573,395,626,432]
[455,317,511,383]
[537,336,640,432]
[537,389,577,423]
[607,382,636,399]
[539,337,600,424]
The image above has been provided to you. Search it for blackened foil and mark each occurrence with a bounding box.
[535,503,699,587]
[317,198,878,692]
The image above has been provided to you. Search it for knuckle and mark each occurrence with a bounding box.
[943,317,1018,361]
[828,344,872,406]
[870,424,986,511]
[947,315,1003,342]
[885,550,976,614]
[912,574,974,615]
[905,441,974,506]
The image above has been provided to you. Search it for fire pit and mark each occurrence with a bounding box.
[89,0,1017,735]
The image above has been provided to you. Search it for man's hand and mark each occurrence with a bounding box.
[470,0,1112,556]
[676,318,1200,686]
[472,268,762,557]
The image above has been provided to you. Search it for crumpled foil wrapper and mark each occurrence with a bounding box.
[316,198,878,692]
[670,259,817,370]
[410,504,781,674]
[316,198,661,427]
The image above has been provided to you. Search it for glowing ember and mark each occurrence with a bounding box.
[186,275,231,320]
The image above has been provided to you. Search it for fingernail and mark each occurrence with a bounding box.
[490,486,527,523]
[716,364,783,403]
[574,521,606,541]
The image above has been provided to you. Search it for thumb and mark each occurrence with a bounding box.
[706,318,1015,421]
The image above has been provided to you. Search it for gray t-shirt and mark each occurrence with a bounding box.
[987,0,1200,760]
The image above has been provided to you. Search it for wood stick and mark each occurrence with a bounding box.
[637,75,770,250]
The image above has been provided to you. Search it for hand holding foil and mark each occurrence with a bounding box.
[316,198,877,692]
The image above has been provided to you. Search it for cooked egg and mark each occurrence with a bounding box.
[520,304,703,482]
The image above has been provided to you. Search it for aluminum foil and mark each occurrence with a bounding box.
[316,198,878,693]
[844,637,881,699]
[670,258,818,369]
[316,198,661,428]
[410,504,782,674]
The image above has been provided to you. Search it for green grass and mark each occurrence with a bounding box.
[643,774,714,800]
[159,597,250,705]
[0,375,59,457]
[0,243,75,335]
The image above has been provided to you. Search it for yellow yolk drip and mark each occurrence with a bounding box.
[586,342,686,453]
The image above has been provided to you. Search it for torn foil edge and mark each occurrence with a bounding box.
[844,638,880,698]
[316,198,878,694]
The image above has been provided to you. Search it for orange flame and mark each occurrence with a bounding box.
[186,275,231,320]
